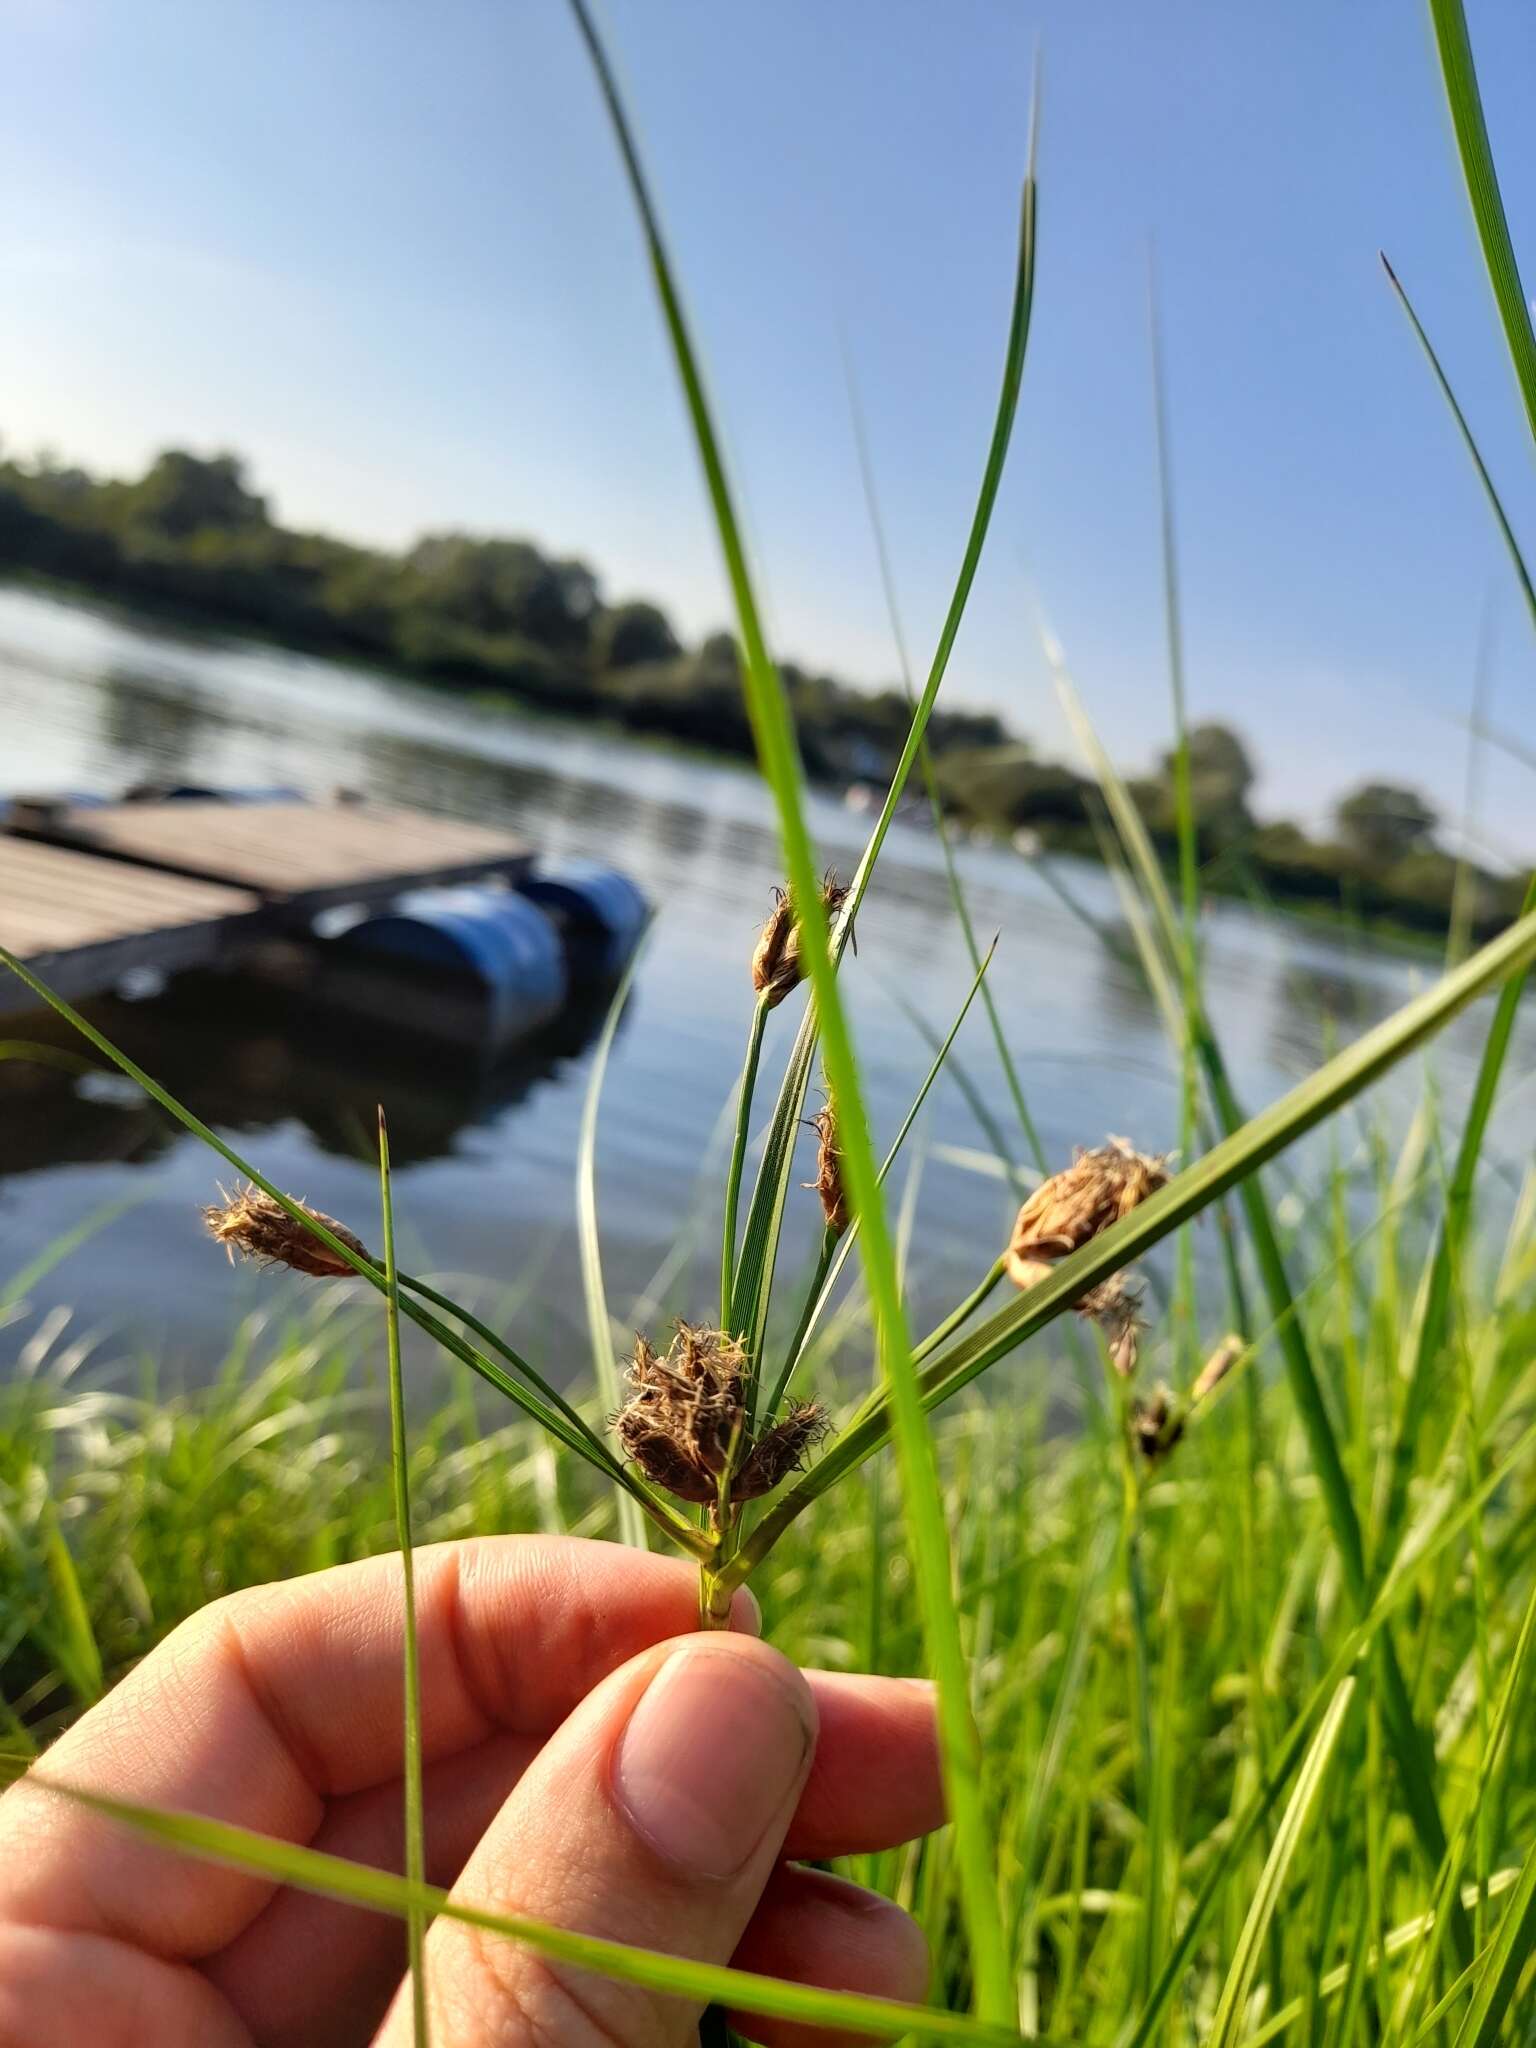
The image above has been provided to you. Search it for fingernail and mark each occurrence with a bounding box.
[614,1643,813,1880]
[730,1585,763,1636]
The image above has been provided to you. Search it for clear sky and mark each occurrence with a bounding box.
[4,0,1536,853]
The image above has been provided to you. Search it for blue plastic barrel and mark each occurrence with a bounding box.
[336,886,567,1045]
[516,861,649,978]
[121,783,306,804]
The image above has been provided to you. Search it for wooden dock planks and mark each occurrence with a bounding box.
[11,801,531,910]
[0,799,534,1015]
[0,836,258,1012]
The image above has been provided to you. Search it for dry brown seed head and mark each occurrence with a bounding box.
[751,888,799,1006]
[615,1323,749,1503]
[805,1102,849,1236]
[733,1401,830,1499]
[613,1322,825,1505]
[202,1183,371,1279]
[1192,1333,1244,1403]
[1078,1273,1144,1378]
[1006,1139,1169,1280]
[750,870,852,1008]
[1131,1383,1185,1462]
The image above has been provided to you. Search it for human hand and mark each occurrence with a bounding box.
[0,1536,943,2046]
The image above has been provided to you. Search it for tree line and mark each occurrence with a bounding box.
[0,441,1518,940]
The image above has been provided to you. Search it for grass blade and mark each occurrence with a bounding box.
[576,923,654,1548]
[763,939,1000,1418]
[1375,252,1536,1564]
[843,335,1046,1175]
[1426,0,1536,446]
[566,0,1019,2011]
[1,1764,1037,2048]
[1449,1835,1536,2048]
[1207,1679,1357,2048]
[378,1108,428,2047]
[721,992,770,1336]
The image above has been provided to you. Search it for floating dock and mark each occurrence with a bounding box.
[0,797,532,1017]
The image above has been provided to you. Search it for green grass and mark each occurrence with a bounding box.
[4,1229,1536,2041]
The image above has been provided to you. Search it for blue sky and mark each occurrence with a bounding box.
[4,0,1536,851]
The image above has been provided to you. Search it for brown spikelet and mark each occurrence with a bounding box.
[751,888,798,1006]
[203,1183,371,1278]
[1192,1332,1244,1403]
[612,1321,826,1505]
[733,1400,830,1499]
[1006,1138,1169,1280]
[1131,1383,1185,1462]
[806,1102,849,1236]
[1005,1138,1167,1372]
[750,870,852,1008]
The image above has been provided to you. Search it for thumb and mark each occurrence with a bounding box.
[376,1633,817,2048]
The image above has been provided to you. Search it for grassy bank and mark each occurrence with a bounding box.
[4,1186,1536,2043]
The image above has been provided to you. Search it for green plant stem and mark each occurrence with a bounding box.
[564,1,1022,2014]
[722,992,770,1337]
[912,1259,1008,1367]
[378,1110,428,2048]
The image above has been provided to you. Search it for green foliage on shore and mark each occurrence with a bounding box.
[0,439,1517,940]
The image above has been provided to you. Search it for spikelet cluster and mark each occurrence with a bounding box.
[613,1322,827,1505]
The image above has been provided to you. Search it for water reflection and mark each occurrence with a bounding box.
[95,666,221,786]
[0,966,619,1179]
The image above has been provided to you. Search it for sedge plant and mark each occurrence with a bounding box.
[7,0,1536,2037]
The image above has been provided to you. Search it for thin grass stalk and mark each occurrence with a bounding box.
[911,1260,1008,1369]
[1114,1395,1536,2048]
[378,1110,428,2047]
[843,335,1046,1174]
[1449,1836,1536,2048]
[712,21,1038,1414]
[565,0,1016,2011]
[1389,1564,1536,2035]
[576,925,653,1549]
[1148,256,1204,1389]
[722,992,769,1338]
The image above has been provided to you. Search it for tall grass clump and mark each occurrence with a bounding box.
[6,0,1536,2037]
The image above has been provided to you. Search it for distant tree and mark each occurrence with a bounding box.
[1155,721,1256,845]
[126,450,269,540]
[1335,781,1439,864]
[592,599,680,671]
[935,745,1091,832]
[403,533,600,650]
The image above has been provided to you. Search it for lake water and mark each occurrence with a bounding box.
[1,583,1528,1393]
